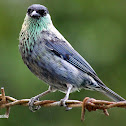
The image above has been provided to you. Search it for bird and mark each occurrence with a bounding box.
[19,4,125,111]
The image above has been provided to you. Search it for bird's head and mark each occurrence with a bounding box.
[27,4,49,19]
[24,4,52,29]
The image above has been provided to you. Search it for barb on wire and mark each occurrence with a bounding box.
[0,87,126,121]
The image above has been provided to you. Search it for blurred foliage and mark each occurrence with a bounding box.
[0,0,126,126]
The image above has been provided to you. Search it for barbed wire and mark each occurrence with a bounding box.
[0,87,126,121]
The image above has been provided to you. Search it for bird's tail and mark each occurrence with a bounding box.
[99,84,125,102]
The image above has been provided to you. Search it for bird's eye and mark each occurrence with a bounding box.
[37,10,47,17]
[27,9,32,14]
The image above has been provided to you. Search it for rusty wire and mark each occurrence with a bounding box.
[0,87,126,121]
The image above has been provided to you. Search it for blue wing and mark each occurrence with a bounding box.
[41,31,104,85]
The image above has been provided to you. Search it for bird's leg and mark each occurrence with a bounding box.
[60,84,73,110]
[29,86,56,112]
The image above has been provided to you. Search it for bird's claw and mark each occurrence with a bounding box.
[29,97,41,112]
[60,99,67,107]
[60,99,72,111]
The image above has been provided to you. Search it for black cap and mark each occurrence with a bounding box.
[27,4,49,19]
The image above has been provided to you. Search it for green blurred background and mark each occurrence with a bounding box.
[0,0,126,126]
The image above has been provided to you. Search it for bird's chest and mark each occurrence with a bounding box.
[19,29,36,57]
[19,36,57,83]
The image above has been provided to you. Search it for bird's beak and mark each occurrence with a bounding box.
[30,11,40,19]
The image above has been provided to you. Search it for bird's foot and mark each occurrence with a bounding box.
[60,99,72,111]
[29,97,41,112]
